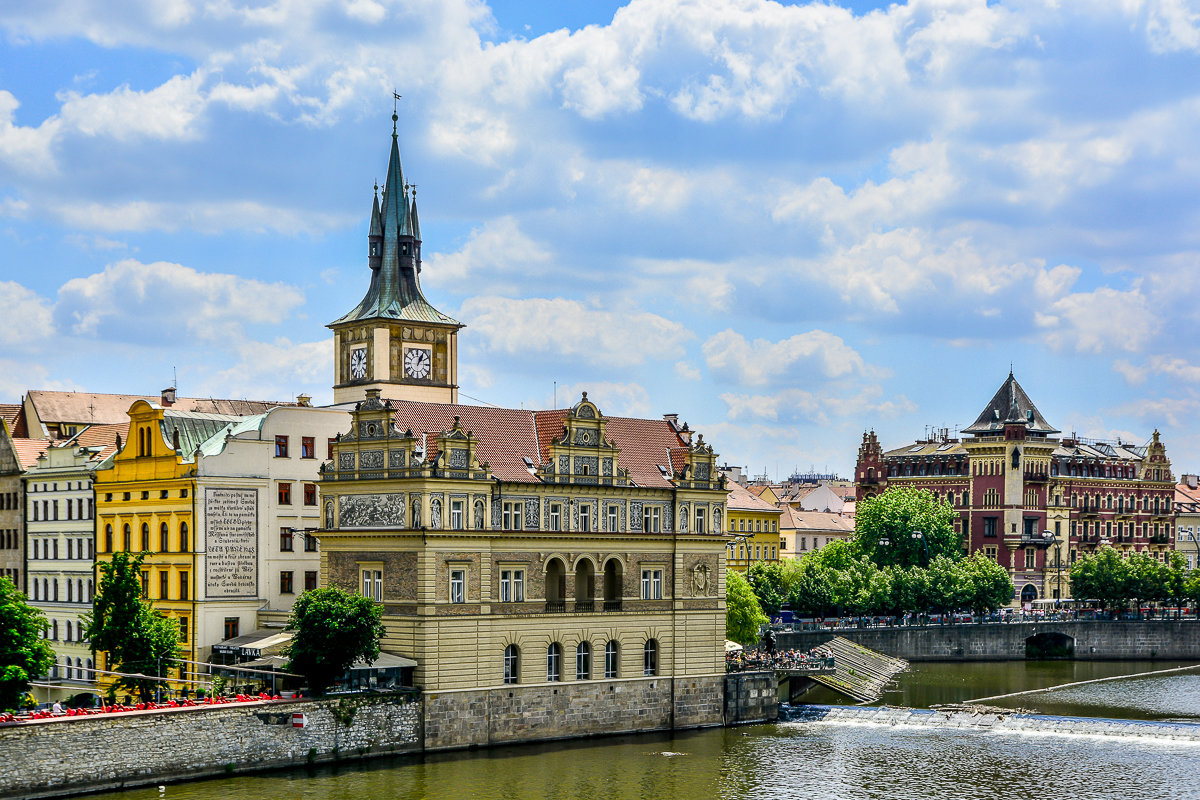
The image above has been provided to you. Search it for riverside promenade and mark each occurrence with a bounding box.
[774,620,1200,661]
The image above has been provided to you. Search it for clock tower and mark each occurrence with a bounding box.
[329,113,463,405]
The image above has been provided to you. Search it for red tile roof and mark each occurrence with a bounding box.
[0,404,27,438]
[388,401,689,487]
[11,438,50,470]
[727,480,783,513]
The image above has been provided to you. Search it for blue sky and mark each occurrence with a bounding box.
[4,0,1200,479]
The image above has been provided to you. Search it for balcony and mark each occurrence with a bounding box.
[1023,470,1049,483]
[603,600,623,612]
[544,601,565,613]
[574,600,595,612]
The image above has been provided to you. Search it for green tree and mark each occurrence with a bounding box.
[0,577,55,712]
[285,586,385,694]
[787,554,836,618]
[746,560,788,617]
[726,569,768,645]
[924,555,968,618]
[85,552,181,702]
[1163,552,1188,616]
[854,487,959,568]
[1185,566,1200,610]
[1069,546,1130,612]
[957,551,1014,619]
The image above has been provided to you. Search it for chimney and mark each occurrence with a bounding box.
[296,394,312,407]
[161,387,176,406]
[1186,474,1198,490]
[662,413,679,431]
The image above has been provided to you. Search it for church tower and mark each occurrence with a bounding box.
[329,112,462,404]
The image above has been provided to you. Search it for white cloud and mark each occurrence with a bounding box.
[675,360,702,381]
[702,328,879,387]
[718,385,915,425]
[57,72,207,142]
[56,259,305,342]
[0,281,55,346]
[424,217,552,286]
[0,91,60,175]
[548,380,651,417]
[54,199,349,234]
[460,296,692,367]
[1036,286,1159,354]
[213,337,332,403]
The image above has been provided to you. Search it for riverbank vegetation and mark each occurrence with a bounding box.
[725,488,1014,640]
[1070,546,1200,614]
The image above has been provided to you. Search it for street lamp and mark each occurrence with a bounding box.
[911,531,929,566]
[1042,529,1063,607]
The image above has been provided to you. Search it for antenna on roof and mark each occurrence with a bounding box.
[553,381,557,409]
[173,366,178,395]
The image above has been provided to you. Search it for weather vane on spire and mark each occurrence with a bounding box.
[392,90,402,132]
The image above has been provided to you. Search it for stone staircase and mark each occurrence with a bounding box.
[808,636,908,703]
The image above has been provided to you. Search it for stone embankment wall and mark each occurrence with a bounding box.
[776,621,1200,661]
[423,673,767,750]
[0,694,420,799]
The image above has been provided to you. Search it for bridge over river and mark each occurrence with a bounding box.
[775,620,1200,661]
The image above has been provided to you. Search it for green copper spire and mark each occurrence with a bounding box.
[329,114,459,328]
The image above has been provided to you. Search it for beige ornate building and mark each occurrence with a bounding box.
[317,123,731,748]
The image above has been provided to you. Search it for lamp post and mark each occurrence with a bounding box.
[911,531,929,566]
[1042,529,1063,610]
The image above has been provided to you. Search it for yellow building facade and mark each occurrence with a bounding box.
[93,401,217,693]
[724,481,782,573]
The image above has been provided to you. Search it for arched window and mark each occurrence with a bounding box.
[65,620,73,641]
[503,644,519,684]
[87,579,94,602]
[52,619,58,640]
[546,643,562,682]
[643,639,658,676]
[87,659,94,680]
[574,559,595,606]
[122,524,131,551]
[67,581,74,603]
[160,522,170,552]
[75,657,83,680]
[602,558,623,609]
[179,522,189,552]
[545,558,566,609]
[604,640,619,678]
[140,522,150,551]
[104,524,113,553]
[576,642,591,680]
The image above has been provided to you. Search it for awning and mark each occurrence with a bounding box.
[725,640,744,653]
[210,629,293,659]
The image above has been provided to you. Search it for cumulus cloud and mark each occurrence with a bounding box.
[1036,286,1159,354]
[718,385,916,426]
[424,216,553,287]
[213,337,332,403]
[459,295,692,367]
[702,328,880,387]
[0,281,55,346]
[55,259,305,343]
[547,380,652,417]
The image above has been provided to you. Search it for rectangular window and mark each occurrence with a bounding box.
[643,506,661,533]
[549,504,562,530]
[607,506,619,532]
[361,569,383,601]
[605,643,619,679]
[301,436,315,459]
[141,570,150,598]
[303,483,317,506]
[450,569,465,603]
[179,572,189,600]
[579,504,592,532]
[158,571,168,600]
[304,535,318,552]
[1025,547,1035,569]
[985,546,998,562]
[499,569,525,602]
[179,616,188,643]
[223,617,239,641]
[641,568,663,600]
[280,571,294,594]
[328,437,337,460]
[502,501,523,531]
[280,527,294,552]
[278,482,292,505]
[274,435,289,457]
[304,571,318,591]
[984,517,997,538]
[695,507,705,533]
[451,500,464,530]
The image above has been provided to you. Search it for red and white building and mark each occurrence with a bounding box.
[855,372,1176,604]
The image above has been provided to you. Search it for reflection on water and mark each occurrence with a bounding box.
[86,662,1200,800]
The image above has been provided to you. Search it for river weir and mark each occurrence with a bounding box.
[783,704,1200,743]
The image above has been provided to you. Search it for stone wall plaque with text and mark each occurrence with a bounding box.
[205,488,259,599]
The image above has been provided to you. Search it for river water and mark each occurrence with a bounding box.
[92,661,1200,800]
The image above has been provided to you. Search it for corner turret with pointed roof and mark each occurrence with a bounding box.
[962,370,1059,436]
[329,111,463,405]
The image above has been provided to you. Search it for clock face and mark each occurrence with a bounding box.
[404,348,432,379]
[349,347,368,380]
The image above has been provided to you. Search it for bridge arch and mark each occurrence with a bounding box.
[1025,630,1075,660]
